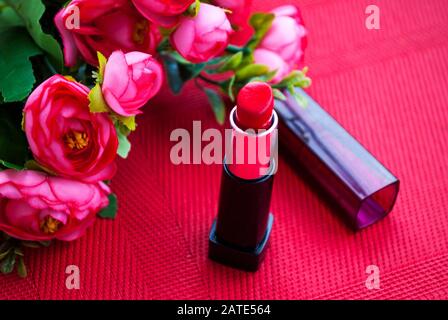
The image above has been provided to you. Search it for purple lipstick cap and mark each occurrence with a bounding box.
[275,88,399,229]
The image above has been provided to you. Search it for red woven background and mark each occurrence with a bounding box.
[2,0,448,300]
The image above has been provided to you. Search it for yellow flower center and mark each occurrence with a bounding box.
[40,216,61,234]
[133,20,148,45]
[64,131,89,150]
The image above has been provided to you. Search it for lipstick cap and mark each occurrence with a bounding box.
[275,88,399,229]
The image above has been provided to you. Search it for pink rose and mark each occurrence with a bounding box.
[24,75,118,183]
[214,0,253,46]
[253,48,290,83]
[255,5,308,82]
[102,51,163,117]
[55,0,161,66]
[0,170,110,241]
[132,0,195,27]
[214,0,252,27]
[262,6,307,67]
[170,3,233,63]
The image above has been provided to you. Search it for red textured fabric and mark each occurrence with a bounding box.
[2,0,448,299]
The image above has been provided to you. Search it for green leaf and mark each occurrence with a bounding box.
[24,159,55,174]
[116,127,131,158]
[169,52,206,78]
[162,55,184,94]
[206,55,229,66]
[237,52,255,70]
[73,63,89,83]
[97,51,107,84]
[183,63,206,80]
[235,63,269,81]
[21,241,41,249]
[0,159,23,170]
[5,0,63,69]
[0,248,11,261]
[99,194,118,219]
[222,76,236,101]
[159,27,174,38]
[250,69,277,82]
[288,85,308,108]
[116,115,136,132]
[0,28,42,102]
[248,13,275,50]
[0,252,15,274]
[64,75,77,82]
[278,69,312,88]
[0,2,23,33]
[187,0,201,17]
[204,88,225,125]
[287,84,295,96]
[88,83,109,113]
[21,239,50,249]
[38,240,51,247]
[168,51,191,65]
[273,88,287,101]
[219,52,243,72]
[0,105,29,166]
[14,248,23,256]
[162,53,206,94]
[17,256,27,278]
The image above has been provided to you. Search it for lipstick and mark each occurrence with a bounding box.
[208,82,278,271]
[275,88,399,229]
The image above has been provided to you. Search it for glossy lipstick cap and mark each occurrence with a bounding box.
[275,88,399,229]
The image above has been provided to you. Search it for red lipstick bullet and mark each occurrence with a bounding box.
[235,81,274,130]
[208,82,278,271]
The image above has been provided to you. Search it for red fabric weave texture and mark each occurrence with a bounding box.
[1,0,448,300]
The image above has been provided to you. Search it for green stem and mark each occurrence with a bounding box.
[226,45,250,54]
[156,38,170,54]
[198,74,223,87]
[43,56,57,75]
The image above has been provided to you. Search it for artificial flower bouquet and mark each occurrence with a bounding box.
[0,0,310,277]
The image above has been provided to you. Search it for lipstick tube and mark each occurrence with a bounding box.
[208,107,278,272]
[275,88,400,229]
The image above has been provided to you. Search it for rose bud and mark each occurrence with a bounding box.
[0,170,110,241]
[255,5,308,80]
[102,51,163,117]
[170,3,233,63]
[253,48,290,83]
[55,0,161,66]
[214,0,252,27]
[214,0,253,45]
[132,0,195,27]
[24,75,118,183]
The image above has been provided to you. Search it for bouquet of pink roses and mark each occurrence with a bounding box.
[0,0,309,277]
